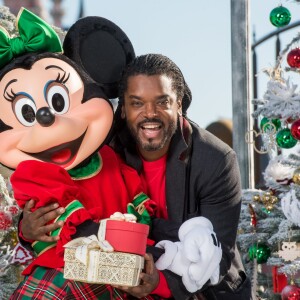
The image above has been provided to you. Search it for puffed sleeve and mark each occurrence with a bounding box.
[11,160,92,256]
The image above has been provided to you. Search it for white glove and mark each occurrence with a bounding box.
[155,217,222,293]
[183,226,222,289]
[155,240,199,292]
[155,241,189,274]
[178,216,214,240]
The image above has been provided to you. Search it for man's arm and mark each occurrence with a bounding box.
[153,149,243,299]
[19,200,64,243]
[198,150,242,280]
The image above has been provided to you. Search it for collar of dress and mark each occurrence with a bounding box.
[67,152,102,180]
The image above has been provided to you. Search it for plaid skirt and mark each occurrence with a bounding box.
[9,267,156,300]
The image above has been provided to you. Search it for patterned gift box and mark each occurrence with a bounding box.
[64,242,144,286]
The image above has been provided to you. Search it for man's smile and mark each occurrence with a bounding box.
[140,123,162,139]
[138,119,164,139]
[141,123,162,130]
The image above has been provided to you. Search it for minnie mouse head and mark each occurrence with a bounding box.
[0,8,135,170]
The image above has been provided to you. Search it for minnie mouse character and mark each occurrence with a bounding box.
[0,8,156,299]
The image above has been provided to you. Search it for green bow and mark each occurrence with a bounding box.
[127,193,152,226]
[0,7,62,69]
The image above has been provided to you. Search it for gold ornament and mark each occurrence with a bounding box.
[253,195,261,202]
[292,168,300,185]
[3,229,19,247]
[10,230,18,247]
[265,204,274,211]
[237,228,245,234]
[252,191,278,211]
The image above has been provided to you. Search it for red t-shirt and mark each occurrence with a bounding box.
[140,155,168,219]
[140,155,172,298]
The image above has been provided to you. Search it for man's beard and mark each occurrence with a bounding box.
[127,118,177,152]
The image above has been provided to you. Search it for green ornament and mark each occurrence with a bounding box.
[270,6,291,27]
[248,243,271,264]
[276,128,297,149]
[261,207,271,214]
[260,117,281,132]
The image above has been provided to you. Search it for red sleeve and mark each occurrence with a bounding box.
[152,271,172,298]
[11,160,92,254]
[11,160,81,209]
[55,209,92,256]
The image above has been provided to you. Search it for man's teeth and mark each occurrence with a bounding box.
[142,124,160,129]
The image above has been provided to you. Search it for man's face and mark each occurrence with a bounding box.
[122,74,182,160]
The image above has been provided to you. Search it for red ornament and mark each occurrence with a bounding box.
[5,205,19,215]
[248,204,257,228]
[291,119,300,140]
[281,284,300,300]
[0,210,12,230]
[287,48,300,68]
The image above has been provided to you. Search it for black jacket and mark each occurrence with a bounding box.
[111,117,253,300]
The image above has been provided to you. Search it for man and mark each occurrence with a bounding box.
[20,54,252,299]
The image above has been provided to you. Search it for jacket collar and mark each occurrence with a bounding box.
[168,116,192,164]
[165,117,193,222]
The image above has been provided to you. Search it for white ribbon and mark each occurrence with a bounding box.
[98,220,107,242]
[64,234,114,266]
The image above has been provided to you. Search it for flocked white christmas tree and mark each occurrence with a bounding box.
[0,173,22,299]
[238,24,300,299]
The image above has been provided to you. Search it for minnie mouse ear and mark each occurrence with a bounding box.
[63,16,135,99]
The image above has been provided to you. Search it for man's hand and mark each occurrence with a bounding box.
[113,253,159,298]
[21,200,65,242]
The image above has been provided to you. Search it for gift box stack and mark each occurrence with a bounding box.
[64,217,149,286]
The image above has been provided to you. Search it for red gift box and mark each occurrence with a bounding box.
[104,220,149,256]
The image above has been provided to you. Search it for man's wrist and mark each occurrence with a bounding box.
[151,271,172,298]
[19,220,34,243]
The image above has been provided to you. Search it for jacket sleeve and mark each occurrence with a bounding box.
[162,149,243,299]
[196,150,242,281]
[192,149,246,299]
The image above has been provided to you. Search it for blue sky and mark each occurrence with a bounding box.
[5,0,300,128]
[59,0,232,128]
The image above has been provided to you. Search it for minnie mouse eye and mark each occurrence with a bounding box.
[46,84,70,114]
[14,97,37,127]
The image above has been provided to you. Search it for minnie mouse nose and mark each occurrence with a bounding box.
[36,107,55,127]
